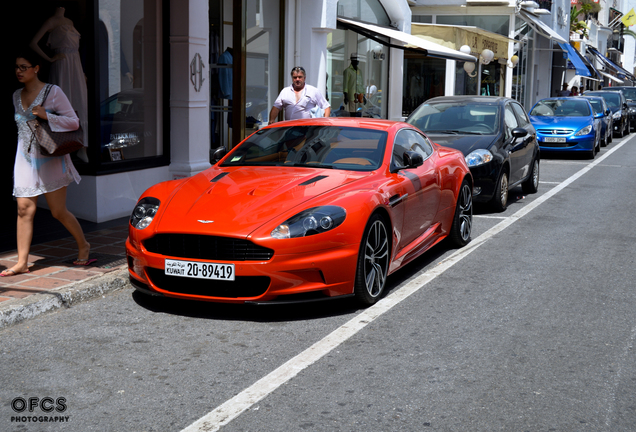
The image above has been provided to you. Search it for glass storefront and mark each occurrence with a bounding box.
[98,0,163,164]
[403,55,445,117]
[330,0,390,118]
[210,0,280,150]
[327,30,389,118]
[405,13,513,111]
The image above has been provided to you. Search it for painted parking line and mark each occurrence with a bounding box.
[180,137,631,432]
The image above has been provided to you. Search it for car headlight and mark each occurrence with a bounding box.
[271,206,346,239]
[629,108,636,114]
[464,149,493,167]
[575,125,593,136]
[613,111,621,120]
[130,197,160,230]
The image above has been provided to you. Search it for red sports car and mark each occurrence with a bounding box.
[126,118,473,305]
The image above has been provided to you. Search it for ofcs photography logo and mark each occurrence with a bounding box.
[10,397,69,423]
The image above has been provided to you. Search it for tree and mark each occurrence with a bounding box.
[570,3,591,38]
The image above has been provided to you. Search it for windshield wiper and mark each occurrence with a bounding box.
[428,129,483,135]
[289,163,335,169]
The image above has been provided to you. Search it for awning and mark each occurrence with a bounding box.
[580,53,602,80]
[557,42,591,77]
[587,46,636,81]
[518,10,568,44]
[410,23,513,60]
[598,70,624,84]
[337,18,477,62]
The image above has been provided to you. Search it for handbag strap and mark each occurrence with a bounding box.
[27,84,53,153]
[40,84,52,106]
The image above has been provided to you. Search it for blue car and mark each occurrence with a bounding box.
[529,98,601,159]
[581,95,612,146]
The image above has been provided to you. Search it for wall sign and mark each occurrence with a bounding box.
[190,53,205,92]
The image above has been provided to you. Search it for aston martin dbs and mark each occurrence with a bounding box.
[126,118,473,306]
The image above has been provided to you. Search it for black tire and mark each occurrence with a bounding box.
[490,170,509,212]
[625,120,631,135]
[522,157,540,194]
[354,214,390,306]
[448,179,473,247]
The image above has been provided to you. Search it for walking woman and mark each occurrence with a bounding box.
[1,51,92,277]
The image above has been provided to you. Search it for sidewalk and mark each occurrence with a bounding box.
[0,224,131,329]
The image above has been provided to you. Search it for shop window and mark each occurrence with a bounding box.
[402,56,445,117]
[436,15,509,37]
[336,0,391,26]
[97,0,163,164]
[328,29,389,119]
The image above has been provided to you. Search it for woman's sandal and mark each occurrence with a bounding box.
[73,258,97,266]
[0,268,31,277]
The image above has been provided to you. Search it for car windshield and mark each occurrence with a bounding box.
[530,99,591,117]
[221,126,387,171]
[587,92,621,108]
[585,99,603,115]
[407,102,499,135]
[619,88,636,100]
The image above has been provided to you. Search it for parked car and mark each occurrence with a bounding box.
[406,96,540,212]
[581,95,613,146]
[583,90,630,137]
[529,97,601,159]
[127,118,473,306]
[595,86,636,132]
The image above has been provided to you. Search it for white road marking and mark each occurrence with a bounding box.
[180,138,631,432]
[539,181,561,184]
[474,215,507,219]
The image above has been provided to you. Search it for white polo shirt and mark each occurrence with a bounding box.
[273,84,330,120]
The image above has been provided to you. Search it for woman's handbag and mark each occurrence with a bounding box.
[26,84,84,157]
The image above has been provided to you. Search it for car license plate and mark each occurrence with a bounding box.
[544,137,566,143]
[165,259,235,281]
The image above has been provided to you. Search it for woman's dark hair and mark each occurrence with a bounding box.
[15,49,42,68]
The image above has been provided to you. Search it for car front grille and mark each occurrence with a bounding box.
[146,268,270,298]
[537,128,572,135]
[143,234,274,261]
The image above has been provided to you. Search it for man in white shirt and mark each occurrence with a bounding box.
[269,66,331,123]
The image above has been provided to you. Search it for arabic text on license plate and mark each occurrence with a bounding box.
[164,259,235,281]
[544,137,566,143]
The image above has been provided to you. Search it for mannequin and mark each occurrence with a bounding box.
[343,53,364,117]
[30,6,89,162]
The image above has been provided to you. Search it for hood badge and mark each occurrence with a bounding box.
[197,220,214,224]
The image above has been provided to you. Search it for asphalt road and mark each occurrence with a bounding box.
[2,135,636,432]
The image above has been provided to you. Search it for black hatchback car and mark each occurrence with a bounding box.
[406,96,540,212]
[584,90,630,137]
[595,86,636,132]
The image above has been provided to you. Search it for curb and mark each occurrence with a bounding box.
[0,268,130,330]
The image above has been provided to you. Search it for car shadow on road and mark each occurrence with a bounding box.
[131,237,464,323]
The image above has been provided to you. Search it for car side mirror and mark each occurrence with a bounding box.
[511,127,528,138]
[403,151,424,169]
[606,109,611,115]
[211,146,227,164]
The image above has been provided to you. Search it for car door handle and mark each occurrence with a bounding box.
[388,193,408,207]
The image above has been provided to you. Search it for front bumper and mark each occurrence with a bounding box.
[537,134,595,153]
[126,237,360,304]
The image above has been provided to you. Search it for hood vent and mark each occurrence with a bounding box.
[210,172,229,182]
[299,175,328,186]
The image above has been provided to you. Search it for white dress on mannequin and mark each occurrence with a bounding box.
[47,24,88,146]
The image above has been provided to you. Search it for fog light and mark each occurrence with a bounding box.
[473,186,482,196]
